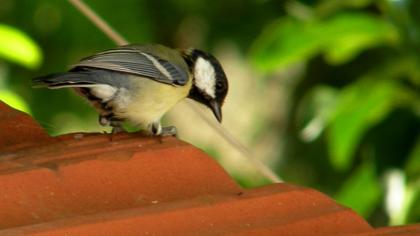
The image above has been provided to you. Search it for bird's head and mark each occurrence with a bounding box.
[183,48,228,122]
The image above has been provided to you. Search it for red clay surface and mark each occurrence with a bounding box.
[0,101,418,235]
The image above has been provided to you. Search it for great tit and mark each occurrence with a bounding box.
[34,44,229,135]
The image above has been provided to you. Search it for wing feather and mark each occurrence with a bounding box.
[72,46,188,86]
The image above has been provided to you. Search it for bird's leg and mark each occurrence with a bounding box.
[150,123,177,144]
[150,122,177,137]
[111,125,124,134]
[110,118,125,134]
[150,122,162,136]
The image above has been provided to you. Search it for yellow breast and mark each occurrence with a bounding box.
[112,76,192,128]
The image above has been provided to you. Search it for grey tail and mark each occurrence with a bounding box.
[32,71,97,89]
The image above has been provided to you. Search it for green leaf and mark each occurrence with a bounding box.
[335,161,382,217]
[406,136,420,179]
[250,18,322,72]
[250,13,398,72]
[298,86,338,142]
[0,24,42,69]
[0,89,31,115]
[405,184,420,224]
[315,0,376,17]
[323,13,399,64]
[327,79,400,171]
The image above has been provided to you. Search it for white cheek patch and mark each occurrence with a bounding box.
[194,57,216,98]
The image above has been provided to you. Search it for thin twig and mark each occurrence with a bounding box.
[67,0,282,183]
[189,102,282,182]
[68,0,128,46]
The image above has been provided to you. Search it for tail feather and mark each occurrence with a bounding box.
[33,69,130,89]
[32,71,96,88]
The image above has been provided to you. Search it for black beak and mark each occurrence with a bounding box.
[209,100,222,122]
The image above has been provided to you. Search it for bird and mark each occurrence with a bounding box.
[33,44,229,136]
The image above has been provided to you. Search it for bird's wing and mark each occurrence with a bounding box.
[73,46,189,86]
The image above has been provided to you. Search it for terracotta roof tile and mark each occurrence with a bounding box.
[0,101,418,235]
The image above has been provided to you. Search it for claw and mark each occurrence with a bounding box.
[111,126,124,134]
[160,126,177,137]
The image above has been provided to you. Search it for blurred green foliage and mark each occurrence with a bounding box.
[0,23,38,113]
[250,0,420,226]
[251,12,398,71]
[0,0,419,227]
[0,24,42,69]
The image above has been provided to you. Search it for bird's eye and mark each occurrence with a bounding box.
[216,82,223,89]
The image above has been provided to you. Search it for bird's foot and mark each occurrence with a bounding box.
[99,115,111,126]
[111,126,125,134]
[148,122,177,139]
[160,126,177,137]
[99,114,125,134]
